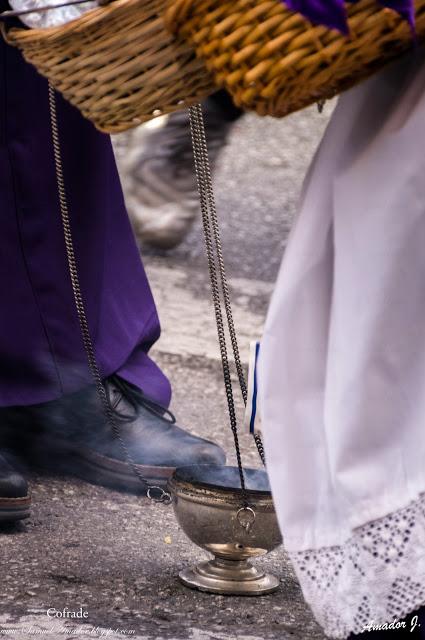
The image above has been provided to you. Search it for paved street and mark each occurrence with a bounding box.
[1,103,334,640]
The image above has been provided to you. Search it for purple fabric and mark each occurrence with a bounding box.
[378,0,415,29]
[284,0,348,34]
[0,31,171,408]
[283,0,415,33]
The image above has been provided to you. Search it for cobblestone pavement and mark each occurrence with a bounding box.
[1,103,335,640]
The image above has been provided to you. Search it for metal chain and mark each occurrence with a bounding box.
[190,104,266,467]
[189,104,266,514]
[48,83,171,505]
[192,105,247,401]
[188,107,248,505]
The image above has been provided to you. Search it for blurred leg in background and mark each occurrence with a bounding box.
[124,90,243,250]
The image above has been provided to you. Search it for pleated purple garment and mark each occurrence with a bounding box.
[0,25,171,407]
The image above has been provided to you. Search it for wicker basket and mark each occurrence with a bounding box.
[3,0,215,133]
[165,0,425,118]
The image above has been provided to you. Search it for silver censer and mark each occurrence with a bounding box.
[168,466,282,595]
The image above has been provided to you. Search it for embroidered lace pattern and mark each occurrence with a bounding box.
[290,495,425,639]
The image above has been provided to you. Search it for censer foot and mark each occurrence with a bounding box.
[179,557,280,596]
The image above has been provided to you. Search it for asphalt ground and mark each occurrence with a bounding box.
[0,102,335,640]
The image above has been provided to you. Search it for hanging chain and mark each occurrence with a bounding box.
[317,99,326,113]
[48,83,171,505]
[189,104,266,516]
[189,104,266,467]
[188,106,248,508]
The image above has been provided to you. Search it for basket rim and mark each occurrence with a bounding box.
[4,0,154,44]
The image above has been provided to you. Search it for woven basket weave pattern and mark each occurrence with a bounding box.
[165,0,425,117]
[4,0,215,133]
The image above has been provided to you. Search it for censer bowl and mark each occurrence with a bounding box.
[167,465,283,596]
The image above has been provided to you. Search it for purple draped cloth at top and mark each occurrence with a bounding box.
[0,22,171,407]
[283,0,415,34]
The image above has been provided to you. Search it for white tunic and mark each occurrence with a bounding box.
[259,50,425,639]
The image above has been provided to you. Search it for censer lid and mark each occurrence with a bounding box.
[173,465,271,495]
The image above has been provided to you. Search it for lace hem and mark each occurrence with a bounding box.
[289,493,425,639]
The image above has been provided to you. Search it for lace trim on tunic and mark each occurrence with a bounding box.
[290,494,425,639]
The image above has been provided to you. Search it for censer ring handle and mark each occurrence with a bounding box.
[237,506,256,533]
[147,486,173,505]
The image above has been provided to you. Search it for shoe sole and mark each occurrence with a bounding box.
[33,442,175,494]
[0,495,31,522]
[69,449,175,493]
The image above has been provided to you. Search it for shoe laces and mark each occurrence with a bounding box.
[105,375,176,425]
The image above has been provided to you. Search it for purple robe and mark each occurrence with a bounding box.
[0,28,171,407]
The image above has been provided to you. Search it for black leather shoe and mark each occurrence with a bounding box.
[25,375,226,493]
[0,452,30,522]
